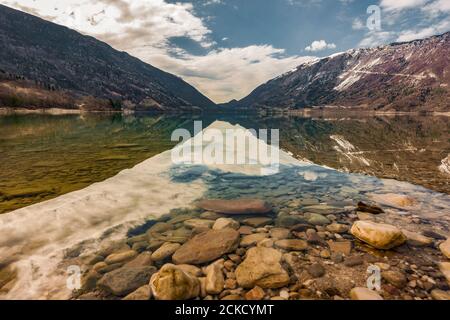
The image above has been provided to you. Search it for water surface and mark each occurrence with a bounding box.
[0,112,448,213]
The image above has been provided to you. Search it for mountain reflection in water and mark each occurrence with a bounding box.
[0,112,448,213]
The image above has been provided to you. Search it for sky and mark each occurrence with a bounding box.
[3,0,450,103]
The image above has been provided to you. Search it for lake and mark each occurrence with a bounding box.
[0,113,450,299]
[0,112,449,214]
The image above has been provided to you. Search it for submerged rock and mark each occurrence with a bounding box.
[242,217,273,228]
[104,250,138,265]
[439,239,450,258]
[240,233,269,247]
[401,230,433,247]
[326,223,349,234]
[150,264,200,300]
[97,266,156,296]
[370,193,417,209]
[124,252,153,268]
[213,218,240,230]
[123,285,152,300]
[274,239,308,251]
[197,199,272,215]
[183,219,214,230]
[439,262,450,284]
[269,228,291,240]
[357,202,384,214]
[172,228,240,265]
[151,242,181,262]
[305,213,330,226]
[350,221,406,250]
[235,247,290,289]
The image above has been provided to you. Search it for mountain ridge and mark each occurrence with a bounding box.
[0,4,216,112]
[226,31,450,112]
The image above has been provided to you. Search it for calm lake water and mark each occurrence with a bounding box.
[0,112,449,213]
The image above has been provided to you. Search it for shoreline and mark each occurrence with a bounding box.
[1,107,449,117]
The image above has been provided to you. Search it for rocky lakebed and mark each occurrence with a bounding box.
[1,121,449,301]
[69,191,450,301]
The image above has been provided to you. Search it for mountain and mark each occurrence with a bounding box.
[229,32,450,112]
[0,4,215,112]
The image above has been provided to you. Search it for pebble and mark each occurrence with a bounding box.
[244,286,265,300]
[382,270,407,288]
[307,263,325,278]
[344,256,364,267]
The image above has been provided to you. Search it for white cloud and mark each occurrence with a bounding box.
[396,19,450,41]
[380,0,429,12]
[352,18,365,30]
[423,0,450,14]
[203,0,224,6]
[139,45,314,103]
[305,40,336,52]
[358,31,396,47]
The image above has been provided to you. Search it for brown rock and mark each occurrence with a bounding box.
[123,285,152,300]
[240,233,269,247]
[172,228,240,265]
[104,250,138,265]
[151,242,181,262]
[344,256,364,267]
[439,238,450,258]
[205,260,225,295]
[274,239,308,251]
[242,217,273,228]
[402,229,433,247]
[431,289,450,300]
[98,266,156,296]
[238,226,254,235]
[328,241,352,256]
[382,270,407,288]
[350,287,383,300]
[270,228,291,240]
[124,252,153,268]
[245,286,265,300]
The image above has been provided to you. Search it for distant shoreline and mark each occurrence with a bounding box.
[1,107,449,117]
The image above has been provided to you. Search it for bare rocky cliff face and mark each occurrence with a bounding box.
[231,32,450,112]
[0,4,215,112]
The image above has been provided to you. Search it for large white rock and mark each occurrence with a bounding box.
[205,260,225,295]
[149,264,200,300]
[235,247,290,289]
[350,221,406,250]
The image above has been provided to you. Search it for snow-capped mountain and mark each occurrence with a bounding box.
[230,32,450,112]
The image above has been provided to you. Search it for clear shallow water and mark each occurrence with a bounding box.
[0,113,449,214]
[0,119,449,299]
